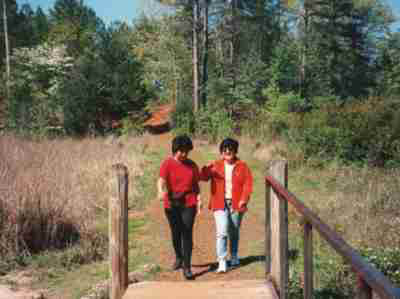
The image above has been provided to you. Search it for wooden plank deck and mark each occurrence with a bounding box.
[122,280,278,299]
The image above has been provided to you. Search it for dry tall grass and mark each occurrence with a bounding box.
[289,160,400,249]
[0,134,144,261]
[244,134,400,249]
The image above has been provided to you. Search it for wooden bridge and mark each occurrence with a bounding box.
[109,162,400,299]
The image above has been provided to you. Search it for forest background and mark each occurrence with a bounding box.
[1,0,400,298]
[1,0,400,165]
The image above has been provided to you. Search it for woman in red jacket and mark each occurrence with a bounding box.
[157,135,202,280]
[201,138,253,273]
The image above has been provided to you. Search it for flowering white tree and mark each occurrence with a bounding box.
[11,43,73,95]
[6,43,73,133]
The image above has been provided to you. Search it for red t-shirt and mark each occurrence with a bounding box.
[159,157,200,209]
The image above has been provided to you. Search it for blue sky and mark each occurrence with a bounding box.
[17,0,164,24]
[17,0,400,29]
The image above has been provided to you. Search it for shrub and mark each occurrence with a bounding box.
[118,112,148,136]
[263,85,307,136]
[360,247,400,285]
[266,95,400,166]
[170,99,195,136]
[195,103,234,142]
[5,44,72,136]
[60,26,151,135]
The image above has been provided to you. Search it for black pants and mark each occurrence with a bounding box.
[165,205,197,269]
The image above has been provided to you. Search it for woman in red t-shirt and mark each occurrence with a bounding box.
[157,135,202,280]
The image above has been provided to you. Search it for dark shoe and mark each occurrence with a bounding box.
[183,268,194,280]
[172,259,182,271]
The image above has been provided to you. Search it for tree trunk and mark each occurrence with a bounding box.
[2,0,10,98]
[300,0,309,99]
[192,0,199,113]
[202,0,209,107]
[230,0,239,89]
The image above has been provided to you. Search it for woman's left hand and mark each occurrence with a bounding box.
[238,200,247,209]
[197,199,202,215]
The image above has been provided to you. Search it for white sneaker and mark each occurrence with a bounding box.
[216,260,227,273]
[230,257,240,267]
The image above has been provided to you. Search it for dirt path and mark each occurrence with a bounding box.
[122,103,272,298]
[140,104,266,282]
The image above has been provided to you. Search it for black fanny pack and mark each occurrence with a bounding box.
[168,191,189,208]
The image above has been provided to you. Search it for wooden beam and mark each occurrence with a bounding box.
[265,178,271,277]
[110,164,129,299]
[303,221,313,299]
[269,160,288,299]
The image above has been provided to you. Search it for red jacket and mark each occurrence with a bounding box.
[200,158,253,212]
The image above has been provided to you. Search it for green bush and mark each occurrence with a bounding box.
[5,44,70,136]
[118,112,147,136]
[195,103,234,142]
[266,95,400,166]
[263,85,307,135]
[60,26,151,135]
[360,247,400,285]
[170,99,195,136]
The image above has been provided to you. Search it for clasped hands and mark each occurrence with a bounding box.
[158,191,203,215]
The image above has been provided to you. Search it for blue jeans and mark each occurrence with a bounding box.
[213,202,244,262]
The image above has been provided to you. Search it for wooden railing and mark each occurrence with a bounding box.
[265,160,400,299]
[109,164,129,299]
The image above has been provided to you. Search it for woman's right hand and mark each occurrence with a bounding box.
[157,177,168,202]
[157,191,168,202]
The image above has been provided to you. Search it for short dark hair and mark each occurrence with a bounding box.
[219,138,239,154]
[172,135,193,154]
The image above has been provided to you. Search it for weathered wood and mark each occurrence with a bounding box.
[110,164,129,299]
[357,275,372,299]
[265,180,271,277]
[269,160,288,299]
[303,222,313,299]
[265,175,400,299]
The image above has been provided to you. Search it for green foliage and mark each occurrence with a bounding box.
[195,103,234,142]
[230,51,270,104]
[376,32,400,97]
[360,247,400,285]
[5,44,72,136]
[265,94,400,166]
[48,0,105,57]
[264,84,307,114]
[171,99,235,141]
[266,40,300,93]
[131,14,192,104]
[59,25,151,135]
[118,114,146,137]
[170,99,195,136]
[263,85,306,134]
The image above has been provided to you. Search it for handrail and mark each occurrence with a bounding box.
[265,168,400,299]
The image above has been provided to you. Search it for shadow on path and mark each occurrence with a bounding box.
[191,255,266,279]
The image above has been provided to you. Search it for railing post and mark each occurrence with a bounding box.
[268,160,289,299]
[266,178,271,277]
[109,164,129,299]
[303,221,313,299]
[357,274,372,299]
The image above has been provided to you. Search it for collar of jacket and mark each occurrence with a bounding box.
[214,157,244,168]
